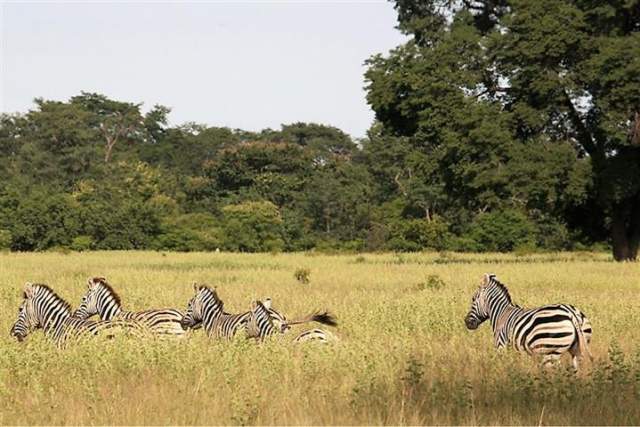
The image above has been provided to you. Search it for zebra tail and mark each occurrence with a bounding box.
[569,310,593,362]
[310,311,338,327]
[286,311,338,327]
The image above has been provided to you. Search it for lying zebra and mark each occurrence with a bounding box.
[465,273,593,369]
[246,299,338,343]
[73,277,185,337]
[10,282,147,348]
[181,284,337,342]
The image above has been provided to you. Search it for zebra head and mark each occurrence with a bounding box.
[181,284,222,330]
[74,277,104,319]
[464,273,496,330]
[262,298,290,333]
[10,283,43,341]
[74,277,120,320]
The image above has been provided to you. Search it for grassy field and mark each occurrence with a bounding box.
[1,251,639,425]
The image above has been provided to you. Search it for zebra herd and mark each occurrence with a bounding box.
[10,273,594,370]
[9,277,338,348]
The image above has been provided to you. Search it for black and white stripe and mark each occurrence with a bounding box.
[292,328,337,343]
[10,283,146,348]
[73,277,185,336]
[180,284,251,339]
[464,274,593,369]
[246,299,337,342]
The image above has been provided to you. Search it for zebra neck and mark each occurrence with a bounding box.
[491,305,522,347]
[488,297,517,334]
[99,300,123,320]
[202,304,224,333]
[42,305,71,336]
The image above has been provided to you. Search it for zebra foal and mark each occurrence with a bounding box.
[464,273,593,369]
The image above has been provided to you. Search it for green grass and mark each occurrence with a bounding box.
[1,251,639,425]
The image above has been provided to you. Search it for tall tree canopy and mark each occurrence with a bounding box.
[366,0,640,260]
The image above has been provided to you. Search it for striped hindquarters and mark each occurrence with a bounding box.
[120,309,185,336]
[293,328,337,344]
[210,311,251,339]
[511,304,587,356]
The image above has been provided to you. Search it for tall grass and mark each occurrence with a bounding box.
[0,251,638,425]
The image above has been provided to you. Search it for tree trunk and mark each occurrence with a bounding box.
[611,197,640,261]
[104,138,117,163]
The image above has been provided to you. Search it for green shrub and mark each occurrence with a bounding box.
[70,235,94,251]
[468,209,537,252]
[294,268,311,284]
[222,201,285,252]
[155,213,223,251]
[0,229,11,250]
[387,217,452,252]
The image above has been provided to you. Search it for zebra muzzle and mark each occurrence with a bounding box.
[11,331,25,342]
[464,314,478,330]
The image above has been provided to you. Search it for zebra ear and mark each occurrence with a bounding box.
[262,298,272,309]
[193,282,199,292]
[23,282,35,298]
[481,274,492,286]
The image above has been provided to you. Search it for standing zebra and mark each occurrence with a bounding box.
[180,284,251,339]
[10,282,146,348]
[73,277,185,337]
[246,299,337,342]
[464,273,593,369]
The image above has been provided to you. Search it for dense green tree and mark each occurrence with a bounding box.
[367,0,638,260]
[70,92,169,162]
[222,201,285,252]
[0,75,623,254]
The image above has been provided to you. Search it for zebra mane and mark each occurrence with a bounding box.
[93,278,122,307]
[198,285,224,308]
[30,284,72,314]
[487,276,514,305]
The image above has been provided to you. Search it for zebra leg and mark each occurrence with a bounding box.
[571,354,580,371]
[541,353,562,369]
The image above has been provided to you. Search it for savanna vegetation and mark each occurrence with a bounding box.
[1,251,639,425]
[1,0,639,260]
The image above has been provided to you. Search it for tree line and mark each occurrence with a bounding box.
[1,0,638,260]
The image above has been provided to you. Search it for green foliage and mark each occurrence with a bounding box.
[0,59,625,256]
[387,217,452,252]
[0,229,11,250]
[70,235,94,252]
[294,267,311,285]
[469,210,537,252]
[155,213,223,252]
[222,201,285,252]
[414,274,446,291]
[370,0,640,260]
[9,193,81,251]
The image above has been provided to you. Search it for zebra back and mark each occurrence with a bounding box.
[76,277,185,337]
[293,328,337,344]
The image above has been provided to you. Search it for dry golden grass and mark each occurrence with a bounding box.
[1,251,639,425]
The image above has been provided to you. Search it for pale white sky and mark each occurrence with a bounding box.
[1,1,406,138]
